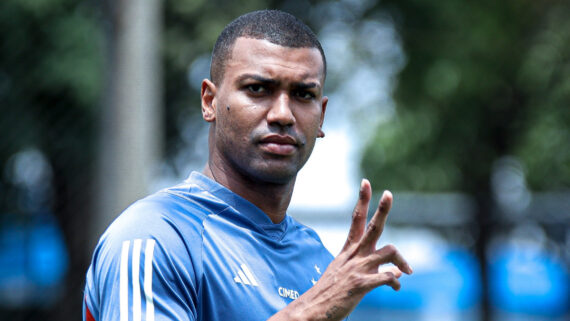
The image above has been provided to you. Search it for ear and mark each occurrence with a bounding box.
[201,79,217,122]
[318,96,328,138]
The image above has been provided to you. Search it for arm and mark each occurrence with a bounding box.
[268,179,413,321]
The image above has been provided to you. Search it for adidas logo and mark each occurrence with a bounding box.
[233,264,259,286]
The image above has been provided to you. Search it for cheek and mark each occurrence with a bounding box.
[299,110,324,137]
[218,104,259,141]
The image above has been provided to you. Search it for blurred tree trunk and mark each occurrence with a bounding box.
[93,0,163,243]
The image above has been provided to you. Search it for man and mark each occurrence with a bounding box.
[84,10,412,321]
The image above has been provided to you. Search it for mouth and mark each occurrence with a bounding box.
[258,134,299,156]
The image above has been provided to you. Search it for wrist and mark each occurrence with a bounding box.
[268,291,320,321]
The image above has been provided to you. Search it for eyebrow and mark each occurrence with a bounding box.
[236,74,321,91]
[236,74,278,86]
[293,82,319,90]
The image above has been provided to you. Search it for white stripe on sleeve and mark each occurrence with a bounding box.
[120,240,130,321]
[144,239,156,321]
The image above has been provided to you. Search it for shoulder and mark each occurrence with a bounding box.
[87,181,224,280]
[85,185,220,320]
[99,175,232,244]
[96,192,203,251]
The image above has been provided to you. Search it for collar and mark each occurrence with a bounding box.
[186,171,289,239]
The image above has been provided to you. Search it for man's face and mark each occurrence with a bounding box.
[202,37,328,185]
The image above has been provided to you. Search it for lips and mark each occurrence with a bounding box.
[258,134,299,156]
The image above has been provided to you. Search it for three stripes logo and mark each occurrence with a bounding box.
[120,238,156,321]
[233,264,259,286]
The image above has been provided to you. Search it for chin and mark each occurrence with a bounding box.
[255,169,297,185]
[246,163,300,185]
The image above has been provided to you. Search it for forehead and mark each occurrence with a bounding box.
[224,37,325,85]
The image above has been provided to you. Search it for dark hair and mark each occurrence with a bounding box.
[210,10,326,85]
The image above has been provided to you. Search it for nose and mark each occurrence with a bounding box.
[267,92,295,128]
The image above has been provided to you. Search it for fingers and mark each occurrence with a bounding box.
[371,244,413,275]
[364,266,402,291]
[341,179,371,252]
[378,265,403,279]
[378,265,403,290]
[359,190,393,252]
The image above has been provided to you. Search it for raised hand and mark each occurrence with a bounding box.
[269,179,412,321]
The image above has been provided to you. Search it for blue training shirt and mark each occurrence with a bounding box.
[84,171,335,321]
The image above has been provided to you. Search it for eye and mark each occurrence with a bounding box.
[294,90,316,100]
[246,84,266,94]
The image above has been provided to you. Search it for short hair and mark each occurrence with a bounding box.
[210,10,326,85]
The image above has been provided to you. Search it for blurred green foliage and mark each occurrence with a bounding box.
[0,0,103,318]
[361,0,570,192]
[0,0,103,213]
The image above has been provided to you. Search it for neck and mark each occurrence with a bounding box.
[202,162,295,223]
